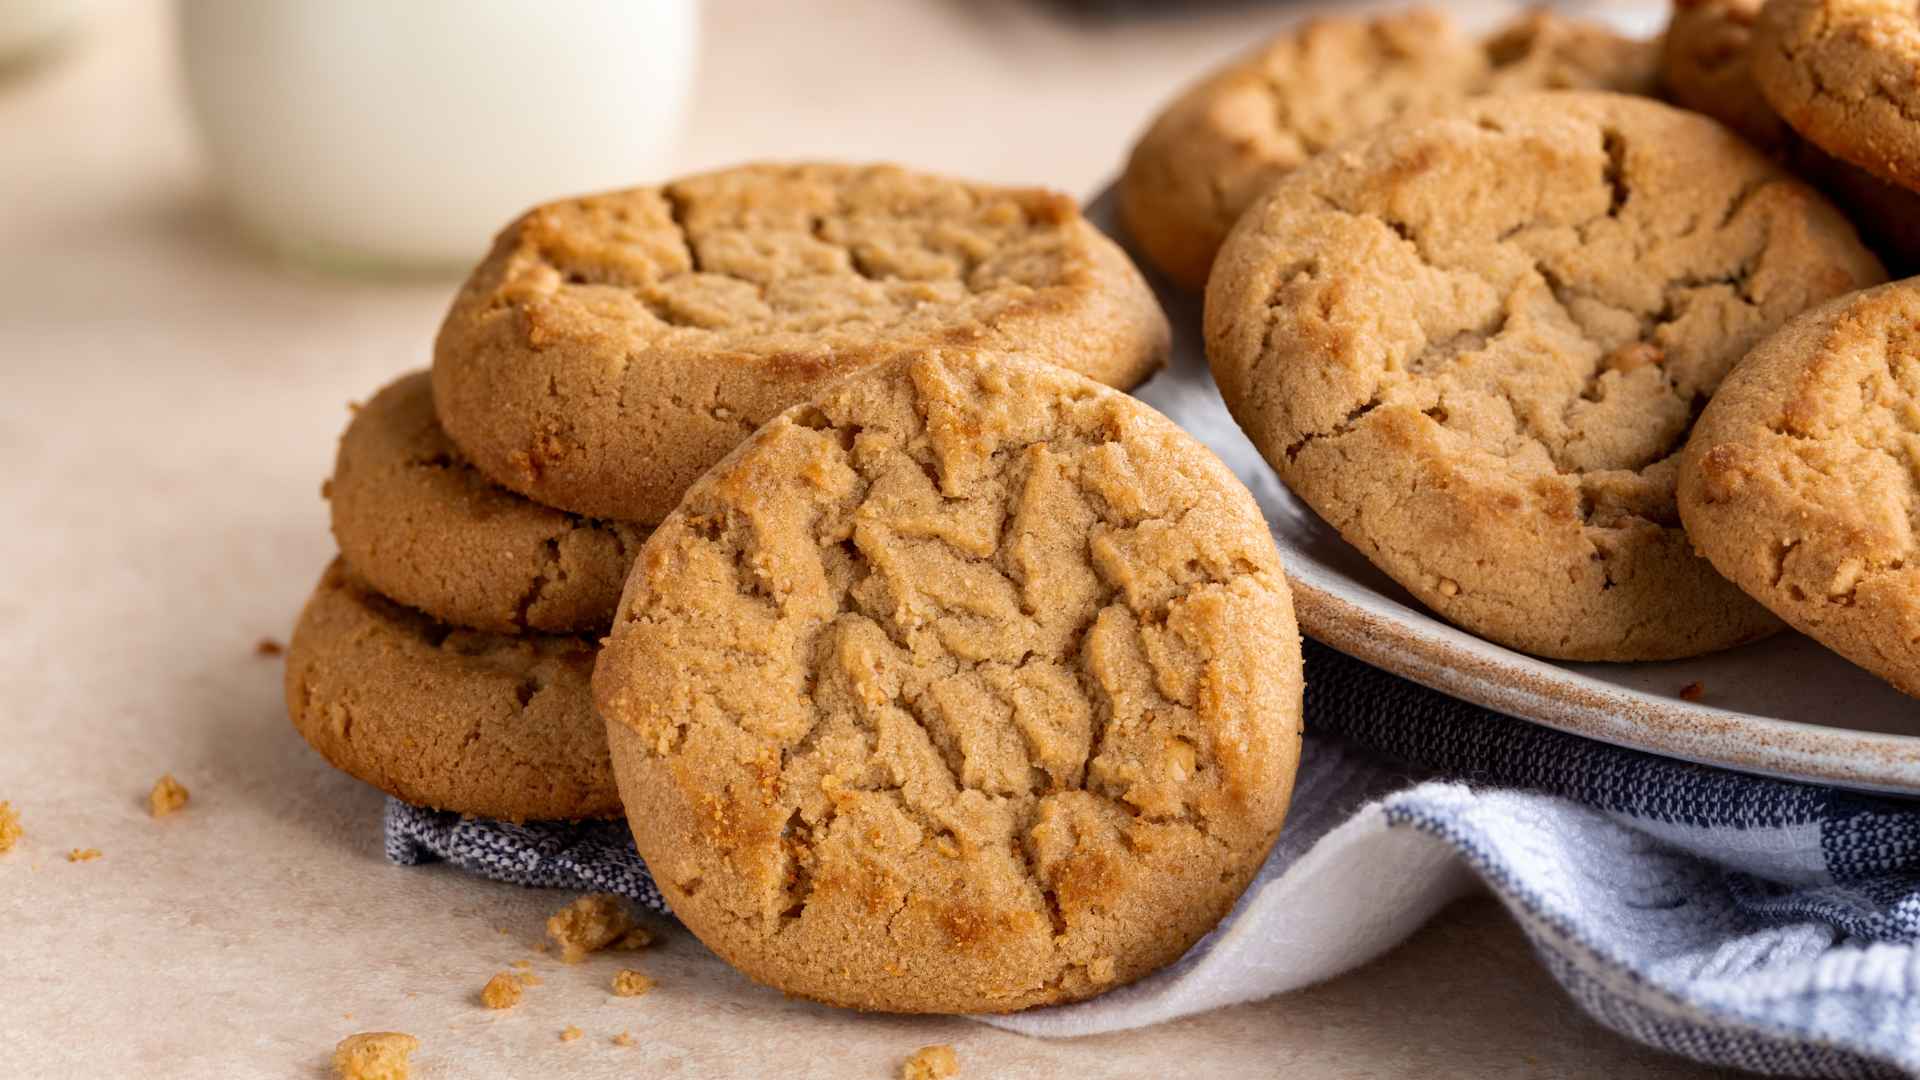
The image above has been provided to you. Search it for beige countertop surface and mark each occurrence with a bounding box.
[0,1,1724,1076]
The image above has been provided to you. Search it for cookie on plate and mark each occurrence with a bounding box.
[593,349,1303,1012]
[1657,0,1920,273]
[286,560,617,821]
[1205,91,1884,661]
[1119,7,1659,293]
[1679,279,1920,697]
[329,371,648,634]
[434,162,1171,524]
[1752,0,1920,192]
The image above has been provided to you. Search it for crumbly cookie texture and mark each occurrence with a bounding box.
[332,1032,417,1080]
[283,561,618,822]
[148,774,189,817]
[594,350,1303,1013]
[1752,0,1920,192]
[611,969,655,997]
[434,162,1170,523]
[902,1044,960,1080]
[330,372,648,634]
[1679,280,1920,696]
[67,848,101,863]
[481,972,524,1009]
[0,801,20,853]
[546,894,637,963]
[1205,91,1884,661]
[1120,7,1658,291]
[559,1026,584,1043]
[1657,0,1920,273]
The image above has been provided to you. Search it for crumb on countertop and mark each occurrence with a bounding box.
[615,926,655,950]
[611,969,655,997]
[612,1031,635,1047]
[149,774,190,817]
[0,801,21,854]
[332,1031,418,1080]
[481,972,524,1010]
[256,637,284,657]
[546,893,636,964]
[67,847,102,863]
[902,1043,960,1080]
[559,1025,583,1043]
[516,970,543,988]
[1680,681,1706,702]
[510,959,532,970]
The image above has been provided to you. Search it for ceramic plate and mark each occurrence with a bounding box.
[1086,187,1920,795]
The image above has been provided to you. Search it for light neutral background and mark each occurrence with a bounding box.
[0,1,1721,1076]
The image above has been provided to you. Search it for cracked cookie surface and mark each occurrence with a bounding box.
[433,162,1171,524]
[1205,91,1884,660]
[286,560,617,821]
[1752,0,1920,192]
[330,372,649,634]
[1119,7,1658,292]
[592,350,1303,1013]
[1662,0,1920,273]
[1679,279,1920,696]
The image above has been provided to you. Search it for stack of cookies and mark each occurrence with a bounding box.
[1125,4,1919,694]
[288,162,1316,1010]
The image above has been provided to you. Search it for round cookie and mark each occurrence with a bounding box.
[1752,0,1920,192]
[1679,280,1920,697]
[286,560,618,821]
[1205,91,1885,661]
[329,371,649,634]
[1119,7,1659,293]
[593,349,1303,1013]
[434,162,1171,523]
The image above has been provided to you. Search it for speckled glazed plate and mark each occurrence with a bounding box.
[1087,187,1920,795]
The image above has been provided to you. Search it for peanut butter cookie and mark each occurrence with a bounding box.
[593,350,1303,1013]
[1753,0,1920,193]
[1120,7,1659,293]
[434,163,1170,523]
[1659,0,1920,272]
[1679,279,1920,697]
[329,372,647,634]
[1206,92,1884,660]
[285,560,617,821]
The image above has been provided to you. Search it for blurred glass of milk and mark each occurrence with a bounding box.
[178,0,699,272]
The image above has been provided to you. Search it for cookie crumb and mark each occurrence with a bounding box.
[902,1043,959,1080]
[332,1031,418,1080]
[149,774,190,817]
[0,802,21,853]
[559,1025,583,1043]
[481,972,524,1010]
[515,971,543,988]
[612,1031,635,1047]
[614,926,655,951]
[1680,681,1706,702]
[67,847,101,863]
[510,959,532,970]
[546,893,636,963]
[611,969,655,997]
[256,637,285,657]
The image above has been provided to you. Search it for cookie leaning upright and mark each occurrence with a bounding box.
[329,372,649,634]
[1751,0,1920,192]
[1118,7,1658,292]
[1206,91,1884,661]
[1679,280,1920,697]
[593,350,1303,1013]
[433,163,1170,524]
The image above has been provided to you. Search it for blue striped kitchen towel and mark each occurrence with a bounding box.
[387,638,1920,1078]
